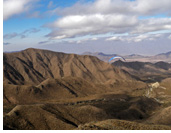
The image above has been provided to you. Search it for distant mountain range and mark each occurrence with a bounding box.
[82,51,171,63]
[112,60,171,82]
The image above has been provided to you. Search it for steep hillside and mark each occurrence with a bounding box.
[3,48,133,85]
[3,77,114,104]
[4,104,108,130]
[146,106,171,126]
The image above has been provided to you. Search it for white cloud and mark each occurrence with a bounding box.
[106,36,123,41]
[106,34,162,42]
[52,35,67,40]
[46,14,171,40]
[133,0,171,15]
[55,14,137,28]
[91,37,98,41]
[132,18,171,34]
[52,0,171,16]
[3,0,36,20]
[46,14,137,39]
[45,0,171,40]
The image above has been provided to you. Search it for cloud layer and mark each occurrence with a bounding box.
[46,14,138,39]
[50,0,171,16]
[3,0,37,20]
[106,34,162,42]
[45,0,171,40]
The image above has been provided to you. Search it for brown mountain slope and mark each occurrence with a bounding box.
[4,76,145,105]
[3,77,112,104]
[146,106,171,125]
[3,104,109,130]
[76,119,171,130]
[4,96,162,130]
[3,48,133,85]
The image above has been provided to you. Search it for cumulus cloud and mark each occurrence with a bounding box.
[51,0,171,16]
[44,0,171,40]
[132,18,171,34]
[106,36,123,41]
[3,0,38,20]
[106,34,162,42]
[46,14,138,39]
[132,0,171,16]
[62,37,99,44]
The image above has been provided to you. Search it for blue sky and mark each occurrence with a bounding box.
[3,0,171,55]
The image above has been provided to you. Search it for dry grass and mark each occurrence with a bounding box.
[77,119,171,130]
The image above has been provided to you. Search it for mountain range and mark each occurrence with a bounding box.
[3,48,171,130]
[82,51,171,63]
[112,60,171,82]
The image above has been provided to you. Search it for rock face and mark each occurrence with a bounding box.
[3,48,132,85]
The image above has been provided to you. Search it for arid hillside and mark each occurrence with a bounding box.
[4,48,133,85]
[112,60,171,82]
[3,49,145,105]
[4,95,163,130]
[3,48,171,130]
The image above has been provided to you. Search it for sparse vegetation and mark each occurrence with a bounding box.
[3,48,171,130]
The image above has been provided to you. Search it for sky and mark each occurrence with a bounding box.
[3,0,171,55]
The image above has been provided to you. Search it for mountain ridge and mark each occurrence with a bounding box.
[3,48,134,85]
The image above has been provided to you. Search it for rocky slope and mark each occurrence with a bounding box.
[3,48,133,85]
